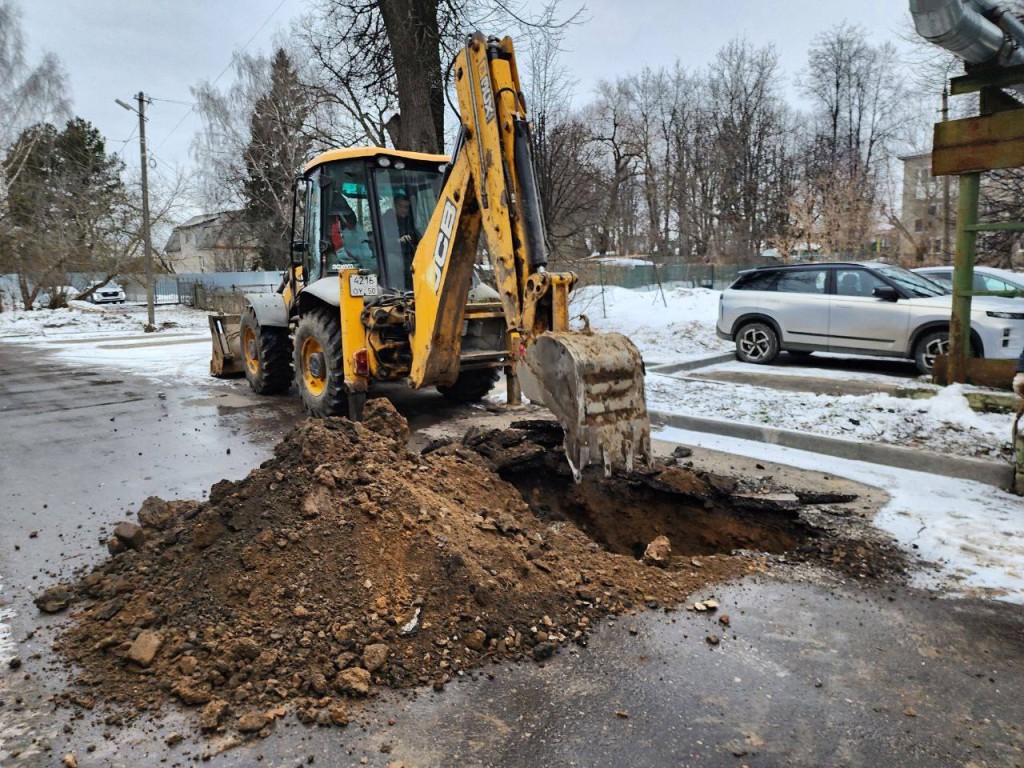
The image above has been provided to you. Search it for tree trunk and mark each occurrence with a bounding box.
[378,0,445,153]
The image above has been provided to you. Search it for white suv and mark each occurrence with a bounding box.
[716,261,1024,374]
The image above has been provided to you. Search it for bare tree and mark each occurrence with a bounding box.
[799,23,914,257]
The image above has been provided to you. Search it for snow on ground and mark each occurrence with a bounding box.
[657,426,1024,604]
[571,284,731,364]
[0,302,215,386]
[648,373,1012,461]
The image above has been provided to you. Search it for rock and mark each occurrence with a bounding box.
[464,630,487,652]
[192,514,226,549]
[200,699,230,731]
[34,584,72,614]
[495,513,519,534]
[642,535,671,567]
[236,711,269,733]
[113,521,146,550]
[8,656,21,670]
[719,614,731,627]
[532,642,556,662]
[227,637,261,661]
[137,497,177,530]
[335,667,372,696]
[178,655,199,675]
[172,679,213,705]
[328,702,349,726]
[165,732,184,747]
[706,634,720,646]
[671,446,693,458]
[127,630,163,667]
[62,755,78,768]
[106,537,127,555]
[904,707,918,717]
[362,643,389,673]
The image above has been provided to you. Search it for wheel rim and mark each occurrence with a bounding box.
[739,328,772,361]
[922,336,949,371]
[243,326,259,375]
[301,337,327,396]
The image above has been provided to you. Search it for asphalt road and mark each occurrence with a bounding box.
[1,343,1023,767]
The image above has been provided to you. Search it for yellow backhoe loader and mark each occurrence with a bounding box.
[211,32,650,478]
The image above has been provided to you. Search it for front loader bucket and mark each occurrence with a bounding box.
[209,313,244,378]
[524,331,651,481]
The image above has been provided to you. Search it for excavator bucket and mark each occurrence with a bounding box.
[523,331,651,480]
[209,313,245,378]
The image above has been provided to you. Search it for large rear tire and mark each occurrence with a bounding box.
[240,308,292,395]
[437,368,500,403]
[293,307,347,416]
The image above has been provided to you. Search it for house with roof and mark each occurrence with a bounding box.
[163,211,259,273]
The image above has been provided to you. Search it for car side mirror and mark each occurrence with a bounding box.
[873,286,899,302]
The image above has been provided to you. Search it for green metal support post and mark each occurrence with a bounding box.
[948,171,980,385]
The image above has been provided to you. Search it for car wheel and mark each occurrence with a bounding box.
[914,330,978,375]
[293,307,347,417]
[240,308,293,395]
[735,322,780,364]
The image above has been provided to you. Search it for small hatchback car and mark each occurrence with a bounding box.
[716,261,1024,374]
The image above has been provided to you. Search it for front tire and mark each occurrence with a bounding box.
[735,322,780,364]
[437,368,500,403]
[293,307,346,416]
[913,330,976,375]
[240,308,292,394]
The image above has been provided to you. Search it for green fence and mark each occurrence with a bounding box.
[570,261,769,291]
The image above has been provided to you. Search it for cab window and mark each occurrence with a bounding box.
[373,164,445,292]
[318,160,376,274]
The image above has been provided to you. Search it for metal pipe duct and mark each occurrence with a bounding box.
[910,0,1024,67]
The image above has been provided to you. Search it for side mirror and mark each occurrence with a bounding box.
[873,285,899,302]
[291,240,306,254]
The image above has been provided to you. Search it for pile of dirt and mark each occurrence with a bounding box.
[41,401,819,739]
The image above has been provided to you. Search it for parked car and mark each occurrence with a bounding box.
[913,265,1024,296]
[716,261,1024,374]
[88,281,127,304]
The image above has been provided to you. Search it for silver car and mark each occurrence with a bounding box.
[913,265,1024,296]
[716,261,1024,374]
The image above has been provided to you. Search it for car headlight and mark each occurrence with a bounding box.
[986,310,1024,319]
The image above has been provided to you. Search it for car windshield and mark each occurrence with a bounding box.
[873,264,949,297]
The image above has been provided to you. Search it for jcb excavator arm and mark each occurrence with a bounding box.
[408,32,650,478]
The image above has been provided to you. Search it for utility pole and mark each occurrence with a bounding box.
[941,86,952,264]
[116,93,155,329]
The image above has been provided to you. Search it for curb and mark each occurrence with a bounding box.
[650,410,1014,489]
[647,353,735,375]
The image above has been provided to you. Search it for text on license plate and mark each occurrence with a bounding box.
[349,274,379,297]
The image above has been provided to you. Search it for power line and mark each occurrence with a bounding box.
[153,0,290,152]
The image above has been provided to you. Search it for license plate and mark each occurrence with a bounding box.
[349,274,379,297]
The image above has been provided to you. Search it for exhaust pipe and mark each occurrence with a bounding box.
[910,0,1024,78]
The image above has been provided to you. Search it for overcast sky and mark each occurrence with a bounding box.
[19,0,917,183]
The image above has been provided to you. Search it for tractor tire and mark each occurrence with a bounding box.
[240,308,292,395]
[293,307,347,417]
[437,368,500,403]
[735,322,780,365]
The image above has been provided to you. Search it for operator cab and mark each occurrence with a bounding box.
[298,148,449,294]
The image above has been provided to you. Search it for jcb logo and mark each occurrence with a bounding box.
[432,198,458,292]
[479,58,495,123]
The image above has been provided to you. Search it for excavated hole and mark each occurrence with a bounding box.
[503,463,810,560]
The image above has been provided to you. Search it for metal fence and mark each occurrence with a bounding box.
[571,261,771,291]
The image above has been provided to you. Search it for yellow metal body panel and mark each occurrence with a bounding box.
[406,33,578,388]
[932,109,1024,175]
[305,147,449,174]
[337,268,371,392]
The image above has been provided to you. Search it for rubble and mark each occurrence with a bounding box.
[42,402,904,740]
